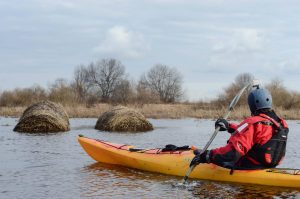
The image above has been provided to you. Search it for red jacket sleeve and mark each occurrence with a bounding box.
[228,122,238,134]
[229,122,238,131]
[228,122,255,155]
[210,121,256,167]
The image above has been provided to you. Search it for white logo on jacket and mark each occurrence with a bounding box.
[237,123,248,133]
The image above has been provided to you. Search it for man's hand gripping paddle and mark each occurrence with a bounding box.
[182,79,260,184]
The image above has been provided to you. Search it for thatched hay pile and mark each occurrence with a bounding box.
[14,100,70,133]
[95,106,153,132]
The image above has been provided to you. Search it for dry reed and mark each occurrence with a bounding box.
[95,106,153,132]
[1,103,299,120]
[13,100,70,133]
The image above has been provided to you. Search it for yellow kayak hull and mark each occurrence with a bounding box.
[78,136,300,188]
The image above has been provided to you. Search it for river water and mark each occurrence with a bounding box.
[1,117,300,199]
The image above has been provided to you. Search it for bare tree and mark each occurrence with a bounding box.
[71,65,90,103]
[266,78,290,108]
[266,78,284,91]
[49,78,76,105]
[142,64,183,103]
[111,78,135,104]
[86,58,125,102]
[136,75,160,105]
[235,73,254,88]
[214,73,254,107]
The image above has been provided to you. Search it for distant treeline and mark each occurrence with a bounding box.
[210,73,300,110]
[0,58,183,107]
[1,58,299,110]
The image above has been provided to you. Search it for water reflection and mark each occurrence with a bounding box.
[80,162,300,199]
[80,162,192,199]
[191,181,300,199]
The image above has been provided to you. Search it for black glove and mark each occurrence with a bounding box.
[215,118,229,131]
[190,150,209,167]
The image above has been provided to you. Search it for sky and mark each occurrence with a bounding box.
[1,0,300,101]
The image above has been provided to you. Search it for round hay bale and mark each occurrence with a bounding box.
[95,106,153,132]
[14,100,70,133]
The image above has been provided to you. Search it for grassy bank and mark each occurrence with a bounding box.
[0,103,299,120]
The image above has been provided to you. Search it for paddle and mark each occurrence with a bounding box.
[182,79,260,184]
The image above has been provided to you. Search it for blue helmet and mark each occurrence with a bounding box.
[248,88,272,113]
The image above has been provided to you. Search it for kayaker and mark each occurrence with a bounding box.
[190,87,289,170]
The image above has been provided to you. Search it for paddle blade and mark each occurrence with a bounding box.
[252,79,260,88]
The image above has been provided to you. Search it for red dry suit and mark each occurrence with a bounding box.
[209,113,289,169]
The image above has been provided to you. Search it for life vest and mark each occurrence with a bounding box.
[245,115,289,168]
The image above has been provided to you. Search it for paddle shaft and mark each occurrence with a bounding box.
[183,82,253,183]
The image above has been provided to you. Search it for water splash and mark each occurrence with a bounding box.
[172,180,201,190]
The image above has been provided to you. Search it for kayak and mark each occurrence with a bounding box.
[78,136,300,188]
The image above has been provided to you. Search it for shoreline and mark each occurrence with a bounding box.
[0,103,299,120]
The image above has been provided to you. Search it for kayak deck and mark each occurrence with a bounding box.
[78,136,300,188]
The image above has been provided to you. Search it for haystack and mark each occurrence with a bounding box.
[14,100,70,133]
[95,106,153,132]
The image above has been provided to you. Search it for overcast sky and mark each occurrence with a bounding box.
[1,0,300,101]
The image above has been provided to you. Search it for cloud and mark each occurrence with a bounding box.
[93,26,150,59]
[212,28,265,54]
[278,56,300,74]
[205,28,268,72]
